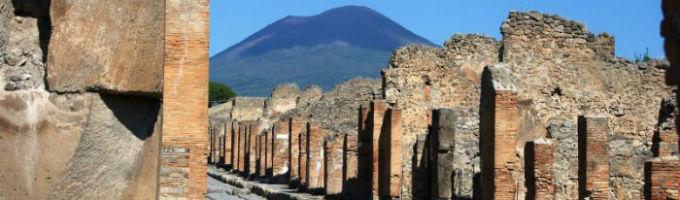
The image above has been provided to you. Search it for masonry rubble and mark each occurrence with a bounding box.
[208,10,680,200]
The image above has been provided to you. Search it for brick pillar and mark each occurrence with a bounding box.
[223,121,233,167]
[306,122,325,193]
[645,157,680,200]
[273,120,290,182]
[379,108,402,198]
[219,135,225,164]
[325,134,345,195]
[343,132,359,194]
[258,134,266,177]
[354,103,372,198]
[526,139,555,200]
[480,64,518,200]
[230,121,238,170]
[248,124,258,176]
[239,124,247,173]
[659,128,679,157]
[209,129,215,164]
[370,100,388,199]
[578,116,610,200]
[299,123,309,189]
[289,117,303,185]
[160,0,209,199]
[266,128,274,178]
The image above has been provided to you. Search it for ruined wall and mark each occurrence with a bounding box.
[501,11,673,199]
[382,34,498,198]
[0,0,167,199]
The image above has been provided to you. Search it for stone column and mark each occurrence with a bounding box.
[431,109,456,199]
[480,64,518,200]
[289,117,303,185]
[160,0,209,199]
[526,139,555,200]
[306,121,325,193]
[548,119,578,199]
[299,124,309,189]
[223,121,233,167]
[325,134,345,195]
[273,120,290,182]
[578,116,610,200]
[645,157,680,200]
[370,100,388,199]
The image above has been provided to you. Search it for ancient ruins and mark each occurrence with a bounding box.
[0,0,208,199]
[0,0,678,200]
[209,10,680,200]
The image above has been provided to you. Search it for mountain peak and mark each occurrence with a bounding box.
[211,5,436,96]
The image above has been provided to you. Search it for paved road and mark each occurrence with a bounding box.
[205,176,266,200]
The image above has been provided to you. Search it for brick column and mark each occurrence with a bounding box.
[239,124,247,173]
[645,157,680,200]
[659,129,679,157]
[266,128,274,178]
[160,0,209,198]
[480,64,518,200]
[526,139,555,200]
[258,134,266,177]
[289,117,303,185]
[219,135,225,164]
[343,132,360,194]
[223,121,233,167]
[248,124,258,176]
[299,123,309,189]
[230,121,238,170]
[578,116,610,200]
[209,129,215,164]
[325,134,345,195]
[306,122,325,193]
[273,120,290,182]
[353,103,372,198]
[380,108,402,198]
[370,100,388,199]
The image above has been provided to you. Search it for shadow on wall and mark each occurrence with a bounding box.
[102,94,160,140]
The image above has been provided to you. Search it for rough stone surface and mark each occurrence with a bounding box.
[0,1,164,199]
[48,0,164,95]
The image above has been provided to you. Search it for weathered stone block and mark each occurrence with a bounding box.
[48,0,164,95]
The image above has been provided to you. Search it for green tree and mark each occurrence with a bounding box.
[209,81,237,107]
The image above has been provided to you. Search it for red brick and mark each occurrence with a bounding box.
[299,123,309,189]
[528,140,555,200]
[289,117,304,184]
[580,116,610,199]
[160,0,209,199]
[306,122,325,193]
[646,157,680,200]
[223,121,233,167]
[370,100,388,198]
[325,134,345,195]
[273,120,291,182]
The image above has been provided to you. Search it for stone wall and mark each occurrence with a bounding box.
[0,0,177,199]
[382,34,498,198]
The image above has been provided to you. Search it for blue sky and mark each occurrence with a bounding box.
[210,0,665,59]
